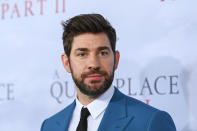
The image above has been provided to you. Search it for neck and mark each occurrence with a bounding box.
[76,88,96,106]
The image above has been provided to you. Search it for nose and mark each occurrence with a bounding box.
[87,55,100,71]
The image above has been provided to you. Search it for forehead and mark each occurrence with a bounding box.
[71,32,111,51]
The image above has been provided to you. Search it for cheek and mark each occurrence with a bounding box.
[70,61,84,76]
[103,60,115,74]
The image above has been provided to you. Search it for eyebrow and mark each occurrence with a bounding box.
[97,46,110,51]
[75,48,88,52]
[75,46,110,52]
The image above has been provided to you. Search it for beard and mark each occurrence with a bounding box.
[70,68,115,98]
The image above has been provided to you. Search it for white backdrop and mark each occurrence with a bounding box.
[0,0,197,131]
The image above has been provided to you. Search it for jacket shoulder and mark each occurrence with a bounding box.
[116,89,176,131]
[40,100,75,131]
[115,88,159,114]
[47,100,75,121]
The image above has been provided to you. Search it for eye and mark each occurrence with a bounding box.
[100,51,109,56]
[78,53,86,57]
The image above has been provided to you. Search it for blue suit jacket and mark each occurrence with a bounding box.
[41,88,176,131]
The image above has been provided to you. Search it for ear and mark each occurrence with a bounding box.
[61,53,71,73]
[114,51,120,70]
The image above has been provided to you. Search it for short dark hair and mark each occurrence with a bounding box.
[61,14,117,57]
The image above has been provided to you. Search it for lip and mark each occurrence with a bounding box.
[86,74,103,81]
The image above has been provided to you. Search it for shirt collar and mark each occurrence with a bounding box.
[75,86,114,119]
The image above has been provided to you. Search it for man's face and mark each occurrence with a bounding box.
[62,32,119,98]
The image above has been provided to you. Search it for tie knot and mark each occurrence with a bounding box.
[81,107,90,119]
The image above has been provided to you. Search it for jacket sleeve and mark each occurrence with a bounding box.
[147,111,176,131]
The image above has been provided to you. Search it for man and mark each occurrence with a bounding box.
[41,14,176,131]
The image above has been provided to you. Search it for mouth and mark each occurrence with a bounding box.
[86,74,103,81]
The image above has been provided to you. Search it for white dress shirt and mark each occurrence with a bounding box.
[68,86,115,131]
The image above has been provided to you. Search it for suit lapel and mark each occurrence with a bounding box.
[98,88,134,131]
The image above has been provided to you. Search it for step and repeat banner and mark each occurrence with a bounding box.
[0,0,197,131]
